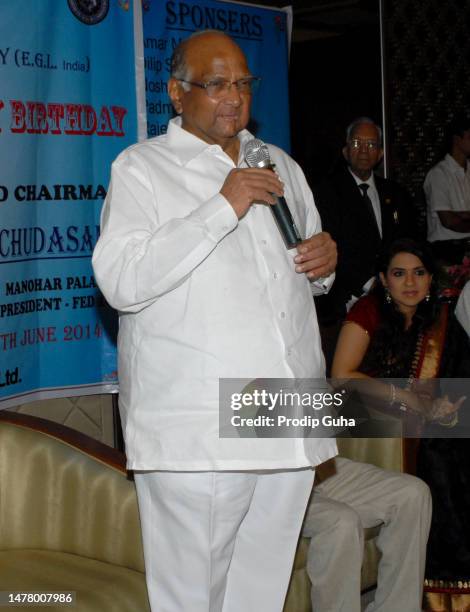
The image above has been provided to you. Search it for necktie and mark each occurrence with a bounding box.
[358,183,380,236]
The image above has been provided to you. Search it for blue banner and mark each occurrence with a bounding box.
[0,0,137,405]
[142,0,291,150]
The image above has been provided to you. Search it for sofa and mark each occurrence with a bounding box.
[0,411,404,612]
[0,411,150,612]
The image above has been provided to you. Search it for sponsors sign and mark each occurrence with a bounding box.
[0,0,290,406]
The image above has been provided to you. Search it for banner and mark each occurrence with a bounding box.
[141,0,292,150]
[0,0,137,406]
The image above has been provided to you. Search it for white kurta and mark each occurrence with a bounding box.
[92,117,337,470]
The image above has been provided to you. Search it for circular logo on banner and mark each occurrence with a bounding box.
[68,0,109,25]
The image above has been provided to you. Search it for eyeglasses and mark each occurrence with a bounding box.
[178,76,261,99]
[349,139,380,150]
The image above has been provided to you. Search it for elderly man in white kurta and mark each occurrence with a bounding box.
[92,30,337,612]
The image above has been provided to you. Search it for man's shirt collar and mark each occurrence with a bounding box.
[167,116,253,167]
[349,167,377,189]
[444,153,469,176]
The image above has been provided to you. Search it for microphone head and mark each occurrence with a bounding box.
[245,138,271,169]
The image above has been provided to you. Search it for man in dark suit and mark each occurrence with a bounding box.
[313,117,417,367]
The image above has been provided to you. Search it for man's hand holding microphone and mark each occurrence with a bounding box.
[219,138,337,282]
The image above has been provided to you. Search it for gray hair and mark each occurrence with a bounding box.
[346,117,383,146]
[170,30,229,92]
[170,38,191,91]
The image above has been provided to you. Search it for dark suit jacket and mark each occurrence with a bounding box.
[314,164,418,324]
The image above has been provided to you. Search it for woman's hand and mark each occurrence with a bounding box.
[426,394,466,423]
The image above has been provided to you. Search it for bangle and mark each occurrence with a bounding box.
[389,383,408,412]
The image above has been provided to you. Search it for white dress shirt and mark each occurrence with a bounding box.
[93,117,337,471]
[456,281,470,337]
[424,153,470,241]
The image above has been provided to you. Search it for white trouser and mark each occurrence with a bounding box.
[134,468,315,612]
[302,457,432,612]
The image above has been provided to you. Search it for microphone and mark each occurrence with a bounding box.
[245,138,302,249]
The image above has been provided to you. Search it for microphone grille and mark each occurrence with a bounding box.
[245,138,271,168]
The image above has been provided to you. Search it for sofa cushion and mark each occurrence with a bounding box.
[0,549,149,611]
